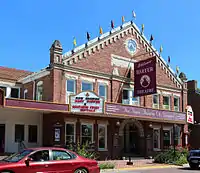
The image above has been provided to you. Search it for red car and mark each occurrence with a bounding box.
[0,147,100,173]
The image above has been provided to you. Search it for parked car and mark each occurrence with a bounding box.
[0,147,100,173]
[187,149,200,169]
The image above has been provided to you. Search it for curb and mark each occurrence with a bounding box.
[100,165,180,172]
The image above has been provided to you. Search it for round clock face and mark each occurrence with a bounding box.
[126,39,137,55]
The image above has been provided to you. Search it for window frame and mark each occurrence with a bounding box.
[29,150,50,162]
[0,86,7,97]
[66,79,76,93]
[174,96,180,112]
[51,149,73,161]
[98,124,108,151]
[153,128,161,151]
[66,79,76,104]
[28,125,38,143]
[163,127,172,149]
[65,122,76,144]
[36,81,43,101]
[80,122,94,145]
[15,124,25,143]
[152,94,159,109]
[10,87,20,99]
[81,81,93,91]
[122,88,140,106]
[98,83,107,101]
[162,95,170,110]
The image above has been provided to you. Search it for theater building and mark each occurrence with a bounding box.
[0,21,188,159]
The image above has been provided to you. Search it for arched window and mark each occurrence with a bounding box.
[36,81,43,101]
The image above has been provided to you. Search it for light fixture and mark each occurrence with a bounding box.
[116,121,120,127]
[149,123,152,128]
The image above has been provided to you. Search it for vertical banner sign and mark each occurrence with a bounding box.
[186,105,194,124]
[134,56,157,97]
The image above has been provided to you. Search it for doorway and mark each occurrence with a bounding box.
[0,124,5,153]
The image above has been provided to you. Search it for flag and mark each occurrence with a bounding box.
[176,66,180,74]
[111,20,114,29]
[132,10,136,19]
[122,16,125,23]
[141,24,144,33]
[86,32,90,41]
[160,45,163,53]
[168,56,170,64]
[99,26,103,35]
[73,37,77,47]
[150,34,154,42]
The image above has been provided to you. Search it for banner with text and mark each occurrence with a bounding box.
[134,56,157,97]
[70,91,104,113]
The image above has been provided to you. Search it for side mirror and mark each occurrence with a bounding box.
[25,158,32,167]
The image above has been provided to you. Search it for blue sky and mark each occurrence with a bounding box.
[0,1,199,83]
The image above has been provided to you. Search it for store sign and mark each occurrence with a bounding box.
[0,89,4,107]
[106,103,186,122]
[134,56,157,97]
[186,105,194,124]
[70,91,104,113]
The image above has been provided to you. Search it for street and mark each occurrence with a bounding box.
[101,167,200,173]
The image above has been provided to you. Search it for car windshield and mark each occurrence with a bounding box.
[3,149,33,162]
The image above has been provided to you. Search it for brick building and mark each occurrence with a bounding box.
[0,21,188,159]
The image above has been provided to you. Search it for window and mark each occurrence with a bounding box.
[122,89,140,106]
[66,79,76,103]
[15,124,24,142]
[65,123,75,144]
[153,129,160,150]
[98,124,107,150]
[11,88,19,98]
[29,150,49,162]
[82,81,93,91]
[163,96,170,110]
[163,130,171,149]
[36,81,43,101]
[52,150,71,160]
[0,86,6,96]
[153,94,159,109]
[99,84,107,100]
[28,125,38,143]
[174,97,180,111]
[81,123,93,145]
[174,126,181,146]
[24,89,28,99]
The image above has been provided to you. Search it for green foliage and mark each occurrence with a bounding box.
[99,162,115,169]
[154,146,189,165]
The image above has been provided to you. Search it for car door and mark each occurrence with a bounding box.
[46,149,76,173]
[24,149,52,173]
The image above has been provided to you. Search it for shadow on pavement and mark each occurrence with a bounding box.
[178,167,200,171]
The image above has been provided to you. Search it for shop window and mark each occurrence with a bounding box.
[153,94,159,109]
[122,89,140,106]
[163,96,170,110]
[98,124,107,150]
[15,124,24,142]
[65,123,75,144]
[36,81,43,101]
[28,125,38,143]
[24,89,28,99]
[81,81,93,91]
[52,150,72,160]
[153,129,160,150]
[0,86,6,96]
[174,126,181,146]
[174,97,180,111]
[81,123,93,145]
[66,79,76,103]
[163,130,171,149]
[11,88,19,98]
[98,84,107,100]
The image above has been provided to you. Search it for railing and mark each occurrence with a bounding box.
[18,141,26,152]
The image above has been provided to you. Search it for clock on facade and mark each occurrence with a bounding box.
[125,39,137,55]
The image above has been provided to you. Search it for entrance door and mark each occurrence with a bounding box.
[0,124,5,153]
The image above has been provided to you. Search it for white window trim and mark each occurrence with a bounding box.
[81,81,93,91]
[162,95,170,110]
[98,124,108,151]
[174,96,180,112]
[152,94,159,109]
[10,87,20,99]
[153,128,161,151]
[80,122,94,144]
[98,83,107,101]
[122,88,140,106]
[65,122,76,144]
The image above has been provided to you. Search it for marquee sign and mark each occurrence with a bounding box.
[186,105,194,124]
[69,91,104,113]
[134,56,157,97]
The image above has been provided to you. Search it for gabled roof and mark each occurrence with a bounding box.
[0,66,32,81]
[62,21,183,87]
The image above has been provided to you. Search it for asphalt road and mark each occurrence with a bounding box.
[101,167,200,173]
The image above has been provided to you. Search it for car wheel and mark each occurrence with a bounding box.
[189,163,199,169]
[74,168,88,173]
